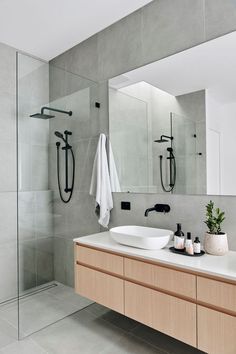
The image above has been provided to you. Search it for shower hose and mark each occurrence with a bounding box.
[56,145,75,203]
[159,151,176,192]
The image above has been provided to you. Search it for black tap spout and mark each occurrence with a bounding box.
[144,204,171,217]
[144,207,156,217]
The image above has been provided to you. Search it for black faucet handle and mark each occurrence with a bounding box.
[144,204,171,217]
[154,204,171,213]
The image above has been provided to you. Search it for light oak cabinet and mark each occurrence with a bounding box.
[124,258,196,299]
[75,244,236,353]
[75,245,123,276]
[198,306,236,354]
[197,276,236,314]
[125,281,196,347]
[75,264,124,314]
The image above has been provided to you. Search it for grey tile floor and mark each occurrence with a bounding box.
[0,282,92,338]
[0,290,205,354]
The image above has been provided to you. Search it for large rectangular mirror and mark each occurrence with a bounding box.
[109,31,236,196]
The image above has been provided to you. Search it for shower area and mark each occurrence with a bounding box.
[0,52,103,340]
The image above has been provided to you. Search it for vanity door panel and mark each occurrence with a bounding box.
[124,281,196,347]
[198,305,236,354]
[75,264,124,314]
[124,258,196,299]
[75,245,124,276]
[197,277,236,314]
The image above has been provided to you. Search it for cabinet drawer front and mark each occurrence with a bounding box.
[124,258,196,299]
[75,265,124,314]
[197,277,236,313]
[125,281,196,347]
[198,306,236,354]
[75,245,123,276]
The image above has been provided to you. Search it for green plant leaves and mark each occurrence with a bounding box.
[204,200,225,235]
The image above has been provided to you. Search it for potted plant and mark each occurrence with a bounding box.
[204,200,228,255]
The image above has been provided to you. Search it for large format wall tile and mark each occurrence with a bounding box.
[0,141,16,192]
[205,0,236,40]
[97,10,143,80]
[0,42,15,95]
[51,34,99,82]
[141,0,205,65]
[0,192,17,245]
[0,241,17,302]
[0,93,16,143]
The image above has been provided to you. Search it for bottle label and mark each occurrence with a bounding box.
[194,243,201,253]
[174,236,185,249]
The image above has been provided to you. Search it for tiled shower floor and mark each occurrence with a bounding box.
[0,286,204,354]
[0,282,92,338]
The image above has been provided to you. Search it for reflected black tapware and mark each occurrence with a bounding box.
[30,106,72,119]
[155,113,176,193]
[55,130,75,203]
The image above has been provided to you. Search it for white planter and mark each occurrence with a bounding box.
[204,232,228,256]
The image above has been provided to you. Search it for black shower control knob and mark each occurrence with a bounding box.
[64,130,72,135]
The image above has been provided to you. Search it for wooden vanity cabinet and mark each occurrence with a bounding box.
[125,281,196,347]
[198,306,236,354]
[74,244,236,353]
[75,264,124,314]
[124,257,196,299]
[197,276,236,354]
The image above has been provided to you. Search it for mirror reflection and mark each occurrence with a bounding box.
[109,32,236,195]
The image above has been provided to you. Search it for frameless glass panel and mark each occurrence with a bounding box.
[109,87,149,193]
[17,52,97,338]
[172,113,201,194]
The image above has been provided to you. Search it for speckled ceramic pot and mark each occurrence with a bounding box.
[204,232,228,256]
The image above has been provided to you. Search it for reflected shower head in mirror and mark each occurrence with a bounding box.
[54,131,64,140]
[154,135,173,143]
[30,106,72,119]
[54,131,72,148]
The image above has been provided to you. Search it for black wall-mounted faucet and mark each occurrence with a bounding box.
[144,204,171,217]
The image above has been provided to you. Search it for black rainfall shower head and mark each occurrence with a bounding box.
[30,113,55,119]
[154,135,173,143]
[30,106,72,119]
[155,138,169,143]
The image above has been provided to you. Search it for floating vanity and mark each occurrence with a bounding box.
[73,232,236,354]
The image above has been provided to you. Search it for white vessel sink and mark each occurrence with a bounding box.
[110,225,173,250]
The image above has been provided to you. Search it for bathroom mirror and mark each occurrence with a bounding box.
[108,31,236,196]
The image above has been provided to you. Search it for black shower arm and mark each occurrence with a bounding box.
[41,106,72,116]
[161,135,173,141]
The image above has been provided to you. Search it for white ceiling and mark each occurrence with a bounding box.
[110,31,236,104]
[0,0,152,60]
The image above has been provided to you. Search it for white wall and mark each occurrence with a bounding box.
[206,90,236,195]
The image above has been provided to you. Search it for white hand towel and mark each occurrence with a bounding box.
[90,134,113,228]
[109,142,121,193]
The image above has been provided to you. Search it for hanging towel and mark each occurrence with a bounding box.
[90,134,113,228]
[109,142,121,192]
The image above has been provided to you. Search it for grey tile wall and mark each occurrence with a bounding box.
[17,53,54,294]
[0,43,17,304]
[50,0,236,257]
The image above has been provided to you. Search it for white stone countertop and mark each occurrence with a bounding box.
[74,232,236,282]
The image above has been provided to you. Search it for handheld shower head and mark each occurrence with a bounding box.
[54,131,72,148]
[54,131,64,140]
